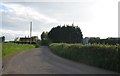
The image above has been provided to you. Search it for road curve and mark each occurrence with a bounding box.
[2,46,118,74]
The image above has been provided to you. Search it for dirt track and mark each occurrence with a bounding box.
[2,46,118,74]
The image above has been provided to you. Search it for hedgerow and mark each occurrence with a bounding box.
[49,43,119,73]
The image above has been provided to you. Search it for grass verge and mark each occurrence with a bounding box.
[1,43,36,57]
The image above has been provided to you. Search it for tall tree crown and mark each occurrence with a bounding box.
[48,24,83,43]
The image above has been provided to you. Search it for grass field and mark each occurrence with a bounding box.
[0,43,2,57]
[1,43,36,57]
[49,43,119,73]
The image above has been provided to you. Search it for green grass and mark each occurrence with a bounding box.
[49,43,119,73]
[1,43,36,57]
[0,43,2,57]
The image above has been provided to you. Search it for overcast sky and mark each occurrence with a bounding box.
[0,0,119,41]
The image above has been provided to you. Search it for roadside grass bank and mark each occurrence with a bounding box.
[0,43,2,57]
[49,43,119,73]
[1,43,36,57]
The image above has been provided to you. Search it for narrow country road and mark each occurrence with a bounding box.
[2,46,118,74]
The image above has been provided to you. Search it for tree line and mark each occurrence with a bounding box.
[41,24,119,45]
[41,24,83,45]
[89,37,120,45]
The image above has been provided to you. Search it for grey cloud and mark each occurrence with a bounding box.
[1,2,95,41]
[16,2,94,22]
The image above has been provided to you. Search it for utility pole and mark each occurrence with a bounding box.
[30,21,32,44]
[30,21,32,38]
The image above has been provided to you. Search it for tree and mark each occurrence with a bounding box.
[48,24,83,43]
[41,32,50,45]
[2,36,5,42]
[0,36,5,43]
[89,37,100,44]
[14,37,19,42]
[41,32,48,40]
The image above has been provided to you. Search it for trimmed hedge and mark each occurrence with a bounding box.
[49,43,119,73]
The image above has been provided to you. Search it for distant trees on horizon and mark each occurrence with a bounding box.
[89,37,120,45]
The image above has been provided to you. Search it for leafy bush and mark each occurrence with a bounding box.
[49,43,119,73]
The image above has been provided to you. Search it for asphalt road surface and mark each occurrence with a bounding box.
[2,46,118,74]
